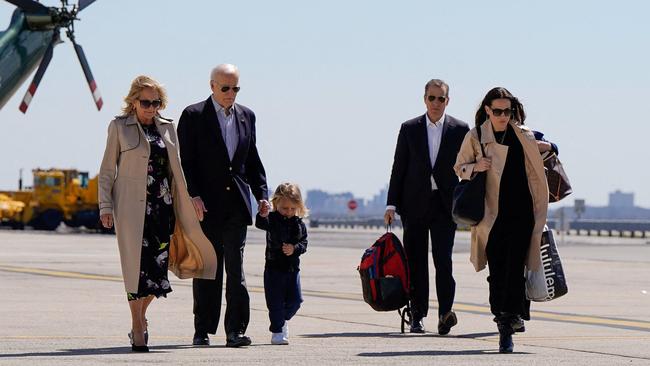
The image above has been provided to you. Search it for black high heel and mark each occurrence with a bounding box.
[128,330,149,352]
[131,344,149,352]
[129,330,149,344]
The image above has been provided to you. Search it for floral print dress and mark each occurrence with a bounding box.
[127,123,175,301]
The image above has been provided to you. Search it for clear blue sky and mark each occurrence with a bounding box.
[1,0,649,208]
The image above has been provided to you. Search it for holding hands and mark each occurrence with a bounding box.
[258,199,271,217]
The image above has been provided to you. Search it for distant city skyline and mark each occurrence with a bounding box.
[304,185,650,218]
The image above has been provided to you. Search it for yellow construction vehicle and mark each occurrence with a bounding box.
[0,193,26,229]
[0,168,103,231]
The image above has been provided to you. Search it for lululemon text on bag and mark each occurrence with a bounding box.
[525,227,568,302]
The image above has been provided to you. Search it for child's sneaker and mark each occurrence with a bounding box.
[282,322,288,340]
[271,332,288,345]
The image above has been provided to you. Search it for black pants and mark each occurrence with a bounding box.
[401,192,457,318]
[193,194,250,336]
[264,267,302,333]
[486,214,534,319]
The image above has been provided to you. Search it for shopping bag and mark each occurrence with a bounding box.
[525,226,568,302]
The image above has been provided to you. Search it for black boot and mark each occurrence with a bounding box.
[496,314,515,354]
[498,331,513,353]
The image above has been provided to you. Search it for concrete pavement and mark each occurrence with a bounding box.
[0,228,649,365]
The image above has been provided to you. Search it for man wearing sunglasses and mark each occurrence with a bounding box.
[177,64,270,348]
[385,79,469,335]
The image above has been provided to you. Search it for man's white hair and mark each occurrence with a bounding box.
[210,64,239,81]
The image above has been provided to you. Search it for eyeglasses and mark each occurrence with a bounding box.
[427,95,447,103]
[219,85,240,93]
[489,107,513,117]
[138,99,162,109]
[212,81,241,93]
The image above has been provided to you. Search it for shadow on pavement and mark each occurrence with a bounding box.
[301,331,499,339]
[358,349,532,357]
[0,344,247,358]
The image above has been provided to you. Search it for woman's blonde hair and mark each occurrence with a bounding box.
[271,182,309,218]
[121,75,169,115]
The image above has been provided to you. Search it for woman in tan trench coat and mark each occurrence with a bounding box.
[99,75,217,352]
[454,87,551,354]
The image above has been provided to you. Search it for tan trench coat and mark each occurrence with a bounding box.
[454,120,549,273]
[98,114,217,293]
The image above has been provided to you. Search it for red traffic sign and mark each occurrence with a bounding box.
[347,199,358,211]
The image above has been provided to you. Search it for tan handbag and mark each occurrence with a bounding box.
[169,223,204,279]
[542,151,572,202]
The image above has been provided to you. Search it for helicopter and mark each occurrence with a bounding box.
[0,0,101,113]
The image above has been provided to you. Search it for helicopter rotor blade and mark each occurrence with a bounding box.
[77,0,97,12]
[71,41,103,110]
[5,0,48,13]
[19,38,55,113]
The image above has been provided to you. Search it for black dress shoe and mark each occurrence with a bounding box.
[499,333,514,353]
[226,332,252,347]
[437,311,458,335]
[409,318,425,333]
[131,344,149,352]
[192,332,210,346]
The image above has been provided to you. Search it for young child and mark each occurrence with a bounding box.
[256,182,309,345]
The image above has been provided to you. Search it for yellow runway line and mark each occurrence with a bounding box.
[0,264,122,282]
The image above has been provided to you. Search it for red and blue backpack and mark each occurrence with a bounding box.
[358,231,410,316]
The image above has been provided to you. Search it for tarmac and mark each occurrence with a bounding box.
[0,227,649,365]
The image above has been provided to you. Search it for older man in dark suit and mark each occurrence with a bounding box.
[385,79,469,335]
[177,64,269,347]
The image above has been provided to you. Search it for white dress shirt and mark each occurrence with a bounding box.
[426,113,445,190]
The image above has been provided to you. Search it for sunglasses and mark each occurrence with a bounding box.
[489,107,513,117]
[138,99,162,109]
[218,85,240,93]
[427,95,447,103]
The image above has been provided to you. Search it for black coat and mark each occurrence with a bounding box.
[387,114,469,219]
[177,97,268,224]
[255,212,308,272]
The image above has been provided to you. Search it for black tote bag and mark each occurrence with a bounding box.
[452,127,487,226]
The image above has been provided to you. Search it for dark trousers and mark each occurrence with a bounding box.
[193,194,250,336]
[486,214,534,319]
[401,191,457,318]
[264,267,302,333]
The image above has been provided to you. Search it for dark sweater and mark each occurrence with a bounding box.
[494,125,534,220]
[255,211,308,272]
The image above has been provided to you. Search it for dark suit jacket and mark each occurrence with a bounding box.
[387,114,469,219]
[177,97,268,225]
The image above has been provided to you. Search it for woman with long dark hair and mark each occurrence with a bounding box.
[454,87,552,353]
